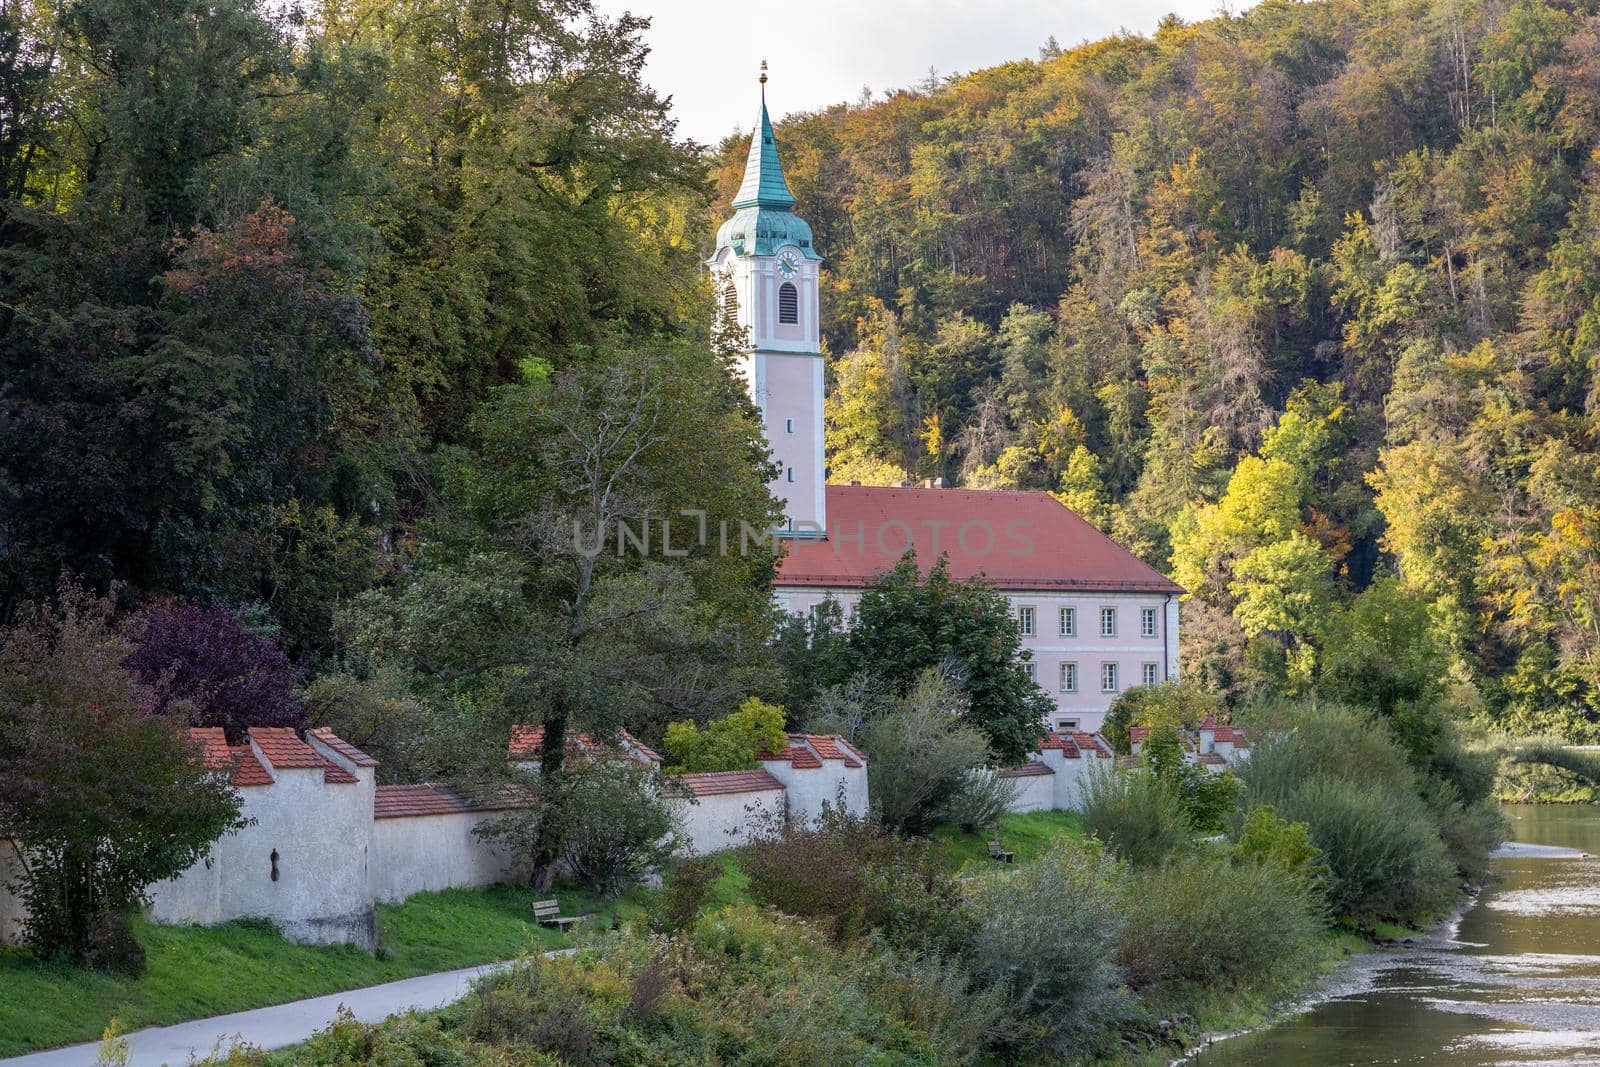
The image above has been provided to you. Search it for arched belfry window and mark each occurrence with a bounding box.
[778,282,798,324]
[721,282,739,319]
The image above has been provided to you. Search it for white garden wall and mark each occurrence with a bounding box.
[371,811,522,903]
[1001,769,1056,813]
[0,843,24,946]
[671,788,785,855]
[149,753,376,950]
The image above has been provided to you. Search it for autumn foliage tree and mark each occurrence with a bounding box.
[0,582,245,967]
[124,600,307,742]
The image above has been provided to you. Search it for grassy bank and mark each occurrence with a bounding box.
[931,809,1086,870]
[0,884,644,1056]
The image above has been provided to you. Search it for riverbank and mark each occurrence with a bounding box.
[1182,803,1600,1065]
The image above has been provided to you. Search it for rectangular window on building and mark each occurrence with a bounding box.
[1060,661,1077,693]
[785,418,794,434]
[1101,662,1119,692]
[1142,662,1159,686]
[1017,606,1035,637]
[1059,606,1076,636]
[786,467,795,483]
[1056,718,1079,732]
[1021,657,1035,681]
[1141,607,1158,637]
[1100,607,1117,637]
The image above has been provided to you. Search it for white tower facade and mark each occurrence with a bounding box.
[709,71,825,536]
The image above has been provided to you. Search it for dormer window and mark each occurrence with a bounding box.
[778,282,798,324]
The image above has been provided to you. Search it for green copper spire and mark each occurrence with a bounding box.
[712,63,820,261]
[732,62,796,210]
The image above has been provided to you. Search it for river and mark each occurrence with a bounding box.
[1191,804,1600,1066]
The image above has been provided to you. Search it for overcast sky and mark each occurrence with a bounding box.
[595,0,1240,146]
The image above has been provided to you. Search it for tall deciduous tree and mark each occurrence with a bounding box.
[343,336,781,884]
[845,552,1053,763]
[0,581,245,965]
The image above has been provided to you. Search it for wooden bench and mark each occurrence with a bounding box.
[987,840,1015,864]
[533,898,579,930]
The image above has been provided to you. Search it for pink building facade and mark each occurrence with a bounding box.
[777,583,1179,734]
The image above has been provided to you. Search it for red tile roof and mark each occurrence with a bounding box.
[373,783,529,819]
[1038,732,1083,758]
[1072,732,1113,758]
[1128,727,1150,745]
[508,726,662,763]
[321,763,359,784]
[1000,761,1054,778]
[190,727,232,771]
[231,746,273,787]
[310,728,377,767]
[249,727,326,769]
[668,769,786,797]
[776,485,1182,593]
[1199,753,1227,766]
[761,742,825,767]
[1197,717,1218,730]
[804,734,849,760]
[790,733,865,765]
[1212,726,1250,747]
[247,727,361,784]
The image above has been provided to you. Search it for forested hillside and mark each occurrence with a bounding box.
[716,0,1600,738]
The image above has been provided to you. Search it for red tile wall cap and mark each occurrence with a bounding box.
[508,725,662,763]
[310,728,377,767]
[1036,731,1083,758]
[245,727,362,784]
[999,761,1054,778]
[757,742,824,769]
[667,769,786,797]
[230,746,273,787]
[776,485,1184,594]
[247,727,327,769]
[189,727,232,771]
[1072,732,1114,757]
[374,783,531,819]
[789,733,866,764]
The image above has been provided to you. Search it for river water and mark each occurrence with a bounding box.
[1191,804,1600,1066]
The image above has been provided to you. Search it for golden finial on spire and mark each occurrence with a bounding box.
[759,59,768,85]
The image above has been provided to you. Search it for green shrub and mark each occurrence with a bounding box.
[1080,763,1193,865]
[1278,776,1457,928]
[83,911,146,978]
[1117,854,1322,992]
[962,839,1127,1059]
[813,667,1008,835]
[652,856,720,933]
[1141,724,1244,832]
[561,757,681,898]
[1234,805,1326,895]
[662,697,787,773]
[743,805,970,955]
[1238,700,1466,927]
[938,767,1019,832]
[1237,700,1415,802]
[1421,780,1506,885]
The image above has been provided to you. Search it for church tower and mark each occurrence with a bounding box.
[710,65,825,536]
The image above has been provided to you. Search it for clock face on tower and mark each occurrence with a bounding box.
[777,251,800,278]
